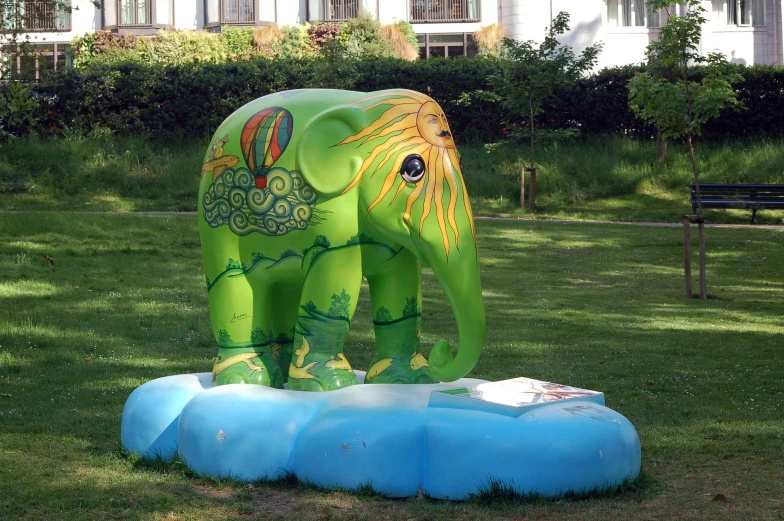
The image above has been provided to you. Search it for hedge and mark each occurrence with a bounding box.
[29,59,784,142]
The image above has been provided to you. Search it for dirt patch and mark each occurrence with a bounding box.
[195,484,235,500]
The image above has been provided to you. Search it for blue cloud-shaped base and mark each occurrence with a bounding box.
[121,373,640,499]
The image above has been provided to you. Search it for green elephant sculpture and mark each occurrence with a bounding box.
[198,89,485,392]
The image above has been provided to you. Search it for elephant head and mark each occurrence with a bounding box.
[297,89,486,383]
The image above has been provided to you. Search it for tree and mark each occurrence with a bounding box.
[628,0,743,300]
[0,0,98,139]
[628,0,742,218]
[485,12,601,210]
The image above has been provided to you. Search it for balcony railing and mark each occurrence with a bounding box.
[410,0,480,23]
[323,0,358,22]
[25,0,70,31]
[1,0,71,32]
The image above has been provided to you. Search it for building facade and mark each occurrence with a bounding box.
[501,0,783,69]
[2,0,783,79]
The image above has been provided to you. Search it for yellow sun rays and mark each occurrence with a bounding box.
[337,91,475,257]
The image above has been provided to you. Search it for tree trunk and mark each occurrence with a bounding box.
[687,134,703,218]
[686,134,707,300]
[528,94,536,211]
[662,138,667,167]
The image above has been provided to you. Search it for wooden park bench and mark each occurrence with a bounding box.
[691,183,784,224]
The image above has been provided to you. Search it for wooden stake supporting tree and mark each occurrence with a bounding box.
[628,0,742,300]
[682,214,707,299]
[521,167,536,209]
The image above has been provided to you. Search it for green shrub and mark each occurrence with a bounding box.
[30,57,784,143]
[71,30,143,68]
[339,11,395,59]
[71,32,98,69]
[222,27,256,60]
[310,40,359,89]
[0,82,40,140]
[143,31,230,67]
[86,46,147,67]
[280,24,315,58]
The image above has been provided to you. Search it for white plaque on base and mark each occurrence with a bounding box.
[428,377,604,417]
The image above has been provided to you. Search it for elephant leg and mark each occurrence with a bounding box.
[287,247,361,392]
[208,275,284,388]
[268,278,302,380]
[365,249,436,384]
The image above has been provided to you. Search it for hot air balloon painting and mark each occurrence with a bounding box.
[240,107,294,189]
[201,104,319,236]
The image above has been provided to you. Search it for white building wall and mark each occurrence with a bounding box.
[702,0,783,65]
[502,0,783,68]
[501,0,564,41]
[501,0,650,68]
[175,0,200,29]
[379,0,408,23]
[276,0,307,25]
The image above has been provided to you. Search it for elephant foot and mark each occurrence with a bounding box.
[287,345,359,392]
[212,347,284,388]
[364,352,437,385]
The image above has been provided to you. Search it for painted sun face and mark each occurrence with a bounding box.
[416,101,455,149]
[337,91,474,257]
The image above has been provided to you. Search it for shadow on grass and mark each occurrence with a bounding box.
[122,449,654,505]
[126,452,388,499]
[468,471,655,506]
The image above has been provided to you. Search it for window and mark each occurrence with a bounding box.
[410,0,480,23]
[324,0,358,22]
[120,0,151,25]
[417,33,478,59]
[204,0,276,27]
[717,0,765,26]
[1,0,71,31]
[103,0,172,28]
[222,0,253,23]
[2,42,71,80]
[608,0,667,28]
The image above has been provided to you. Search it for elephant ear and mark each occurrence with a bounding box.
[296,104,368,199]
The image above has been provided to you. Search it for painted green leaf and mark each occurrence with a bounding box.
[375,306,393,323]
[328,289,351,318]
[402,296,419,317]
[251,327,268,345]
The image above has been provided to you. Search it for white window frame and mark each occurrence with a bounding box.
[714,0,765,27]
[608,0,670,29]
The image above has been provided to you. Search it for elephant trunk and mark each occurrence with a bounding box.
[427,246,486,383]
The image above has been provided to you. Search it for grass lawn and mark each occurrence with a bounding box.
[2,134,784,224]
[1,212,782,520]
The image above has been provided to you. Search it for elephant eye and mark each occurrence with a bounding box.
[400,154,426,183]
